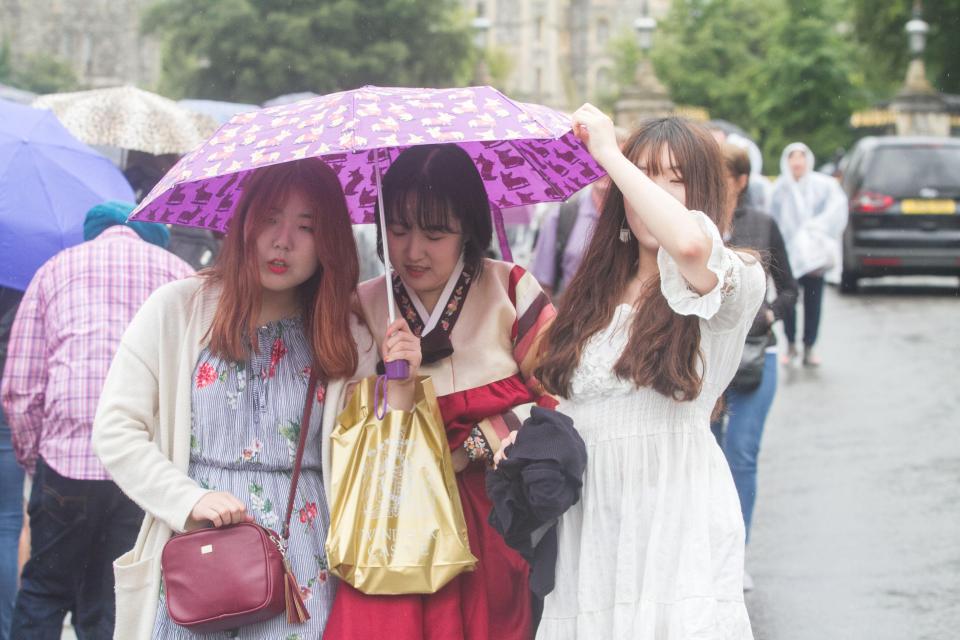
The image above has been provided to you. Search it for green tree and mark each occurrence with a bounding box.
[0,42,11,82]
[593,28,642,112]
[642,0,863,171]
[144,0,475,103]
[851,0,960,97]
[14,54,79,94]
[752,0,866,167]
[0,41,77,94]
[651,0,780,139]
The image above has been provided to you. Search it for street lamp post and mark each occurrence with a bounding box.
[891,0,948,136]
[902,0,932,93]
[471,16,492,86]
[613,9,673,128]
[633,15,656,52]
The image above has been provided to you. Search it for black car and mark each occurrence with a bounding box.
[839,136,960,292]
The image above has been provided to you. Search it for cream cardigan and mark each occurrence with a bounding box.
[92,276,377,639]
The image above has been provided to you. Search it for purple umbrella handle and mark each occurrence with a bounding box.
[374,360,410,420]
[491,205,513,263]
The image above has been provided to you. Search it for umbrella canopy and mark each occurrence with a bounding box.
[32,86,218,155]
[0,99,136,290]
[180,99,259,125]
[130,85,602,232]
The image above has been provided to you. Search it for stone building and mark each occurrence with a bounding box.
[467,0,671,110]
[0,0,161,89]
[1,0,672,109]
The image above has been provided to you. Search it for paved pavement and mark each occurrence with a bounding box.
[745,277,960,640]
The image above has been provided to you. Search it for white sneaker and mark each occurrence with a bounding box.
[743,571,755,592]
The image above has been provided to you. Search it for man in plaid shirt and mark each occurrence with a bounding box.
[1,201,193,638]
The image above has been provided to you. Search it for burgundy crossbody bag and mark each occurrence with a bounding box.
[159,372,319,633]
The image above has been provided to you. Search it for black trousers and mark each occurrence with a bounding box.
[10,458,142,640]
[783,274,825,348]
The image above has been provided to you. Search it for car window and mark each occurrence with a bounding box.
[862,146,960,198]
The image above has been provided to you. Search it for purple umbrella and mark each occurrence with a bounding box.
[0,99,135,290]
[130,86,603,379]
[131,86,602,241]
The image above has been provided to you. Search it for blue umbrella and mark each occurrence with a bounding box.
[0,99,135,290]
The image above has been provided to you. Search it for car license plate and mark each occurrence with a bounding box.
[901,199,957,214]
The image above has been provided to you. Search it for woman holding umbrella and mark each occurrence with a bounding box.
[92,158,425,638]
[324,144,556,640]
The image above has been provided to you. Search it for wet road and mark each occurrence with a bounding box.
[744,277,960,640]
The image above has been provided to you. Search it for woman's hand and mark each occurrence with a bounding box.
[382,317,421,412]
[493,430,520,468]
[382,318,421,378]
[451,447,469,473]
[186,491,253,530]
[572,103,621,168]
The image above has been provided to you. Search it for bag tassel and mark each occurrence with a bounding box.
[283,563,310,624]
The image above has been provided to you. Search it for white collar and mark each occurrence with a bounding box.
[399,254,465,336]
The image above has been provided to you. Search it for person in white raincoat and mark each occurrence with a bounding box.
[770,142,848,366]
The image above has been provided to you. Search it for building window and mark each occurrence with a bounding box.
[596,67,612,93]
[535,16,544,43]
[596,18,610,46]
[536,67,543,97]
[477,1,486,17]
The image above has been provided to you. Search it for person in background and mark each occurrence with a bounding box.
[713,144,797,591]
[528,181,608,300]
[529,128,627,300]
[123,150,223,270]
[705,125,772,214]
[770,142,848,367]
[0,286,24,640]
[0,201,193,639]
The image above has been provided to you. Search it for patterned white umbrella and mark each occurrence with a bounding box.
[32,86,217,155]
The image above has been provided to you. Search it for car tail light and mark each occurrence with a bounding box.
[852,191,894,213]
[862,257,902,267]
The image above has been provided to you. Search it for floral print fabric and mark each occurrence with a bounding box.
[153,317,336,639]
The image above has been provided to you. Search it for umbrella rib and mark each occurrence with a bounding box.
[30,145,133,225]
[488,86,563,140]
[24,146,71,242]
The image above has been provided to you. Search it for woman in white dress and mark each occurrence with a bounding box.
[532,105,765,639]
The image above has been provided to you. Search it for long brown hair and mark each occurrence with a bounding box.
[536,117,728,401]
[203,158,360,379]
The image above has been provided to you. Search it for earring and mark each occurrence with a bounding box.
[619,225,631,243]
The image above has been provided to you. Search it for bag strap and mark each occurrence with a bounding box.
[281,369,320,541]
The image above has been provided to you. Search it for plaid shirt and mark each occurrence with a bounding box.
[1,226,194,479]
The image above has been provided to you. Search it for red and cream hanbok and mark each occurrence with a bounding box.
[324,258,556,640]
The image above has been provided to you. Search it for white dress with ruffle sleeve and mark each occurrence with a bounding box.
[537,211,766,640]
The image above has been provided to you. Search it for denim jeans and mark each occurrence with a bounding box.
[711,352,778,543]
[10,458,142,640]
[0,410,24,640]
[783,274,825,348]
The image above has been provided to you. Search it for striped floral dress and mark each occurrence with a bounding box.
[153,317,336,639]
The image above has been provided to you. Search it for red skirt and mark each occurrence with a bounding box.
[323,376,534,640]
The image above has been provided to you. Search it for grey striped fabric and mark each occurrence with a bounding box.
[153,317,337,639]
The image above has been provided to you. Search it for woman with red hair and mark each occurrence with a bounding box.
[93,158,422,639]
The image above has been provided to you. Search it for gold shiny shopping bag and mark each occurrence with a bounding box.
[325,376,477,594]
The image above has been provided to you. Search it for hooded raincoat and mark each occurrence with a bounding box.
[770,142,848,278]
